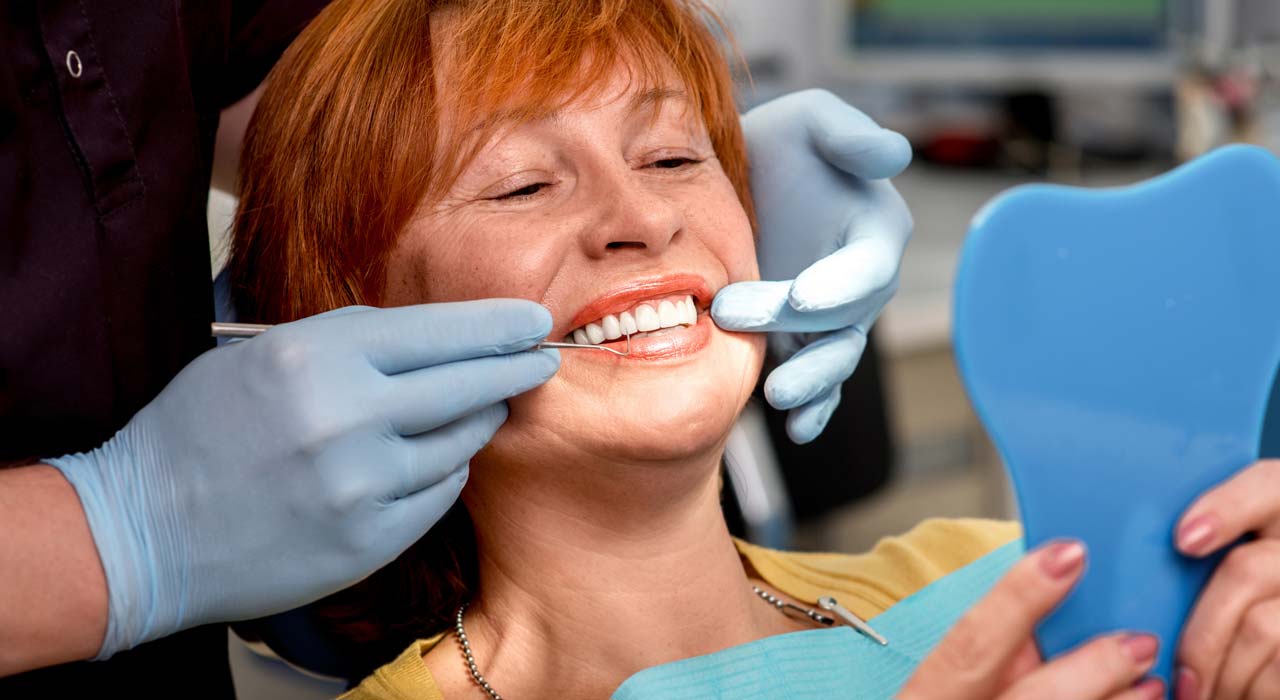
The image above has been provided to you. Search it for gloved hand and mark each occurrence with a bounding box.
[48,300,558,659]
[713,89,913,444]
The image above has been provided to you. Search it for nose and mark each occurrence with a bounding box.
[579,171,684,258]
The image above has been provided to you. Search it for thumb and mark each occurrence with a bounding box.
[799,90,912,180]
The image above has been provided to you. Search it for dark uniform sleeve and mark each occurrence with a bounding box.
[0,0,327,696]
[219,1,332,107]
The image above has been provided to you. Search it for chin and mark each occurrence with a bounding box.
[495,326,764,467]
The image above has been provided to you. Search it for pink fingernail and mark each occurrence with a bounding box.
[1040,541,1086,579]
[1136,678,1166,700]
[1177,516,1216,554]
[1176,666,1200,700]
[1121,634,1158,666]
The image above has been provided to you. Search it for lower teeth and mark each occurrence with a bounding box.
[628,325,685,341]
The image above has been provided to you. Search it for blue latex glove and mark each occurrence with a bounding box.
[47,301,558,659]
[713,89,913,444]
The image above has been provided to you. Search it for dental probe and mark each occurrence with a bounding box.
[532,335,631,356]
[210,322,631,356]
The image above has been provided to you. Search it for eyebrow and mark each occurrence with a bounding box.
[629,86,688,113]
[457,86,691,149]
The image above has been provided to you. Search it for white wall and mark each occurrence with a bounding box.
[719,0,823,92]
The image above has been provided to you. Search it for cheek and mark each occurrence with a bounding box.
[382,217,566,305]
[724,223,760,283]
[688,181,759,285]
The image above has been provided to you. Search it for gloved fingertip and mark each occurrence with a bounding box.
[528,300,555,332]
[532,347,562,373]
[397,463,471,531]
[762,385,793,412]
[710,297,764,330]
[871,129,914,177]
[785,390,841,444]
[819,128,914,180]
[477,401,510,430]
[763,371,812,411]
[712,281,793,329]
[451,462,470,488]
[426,460,470,491]
[490,299,554,348]
[504,350,558,394]
[785,419,821,446]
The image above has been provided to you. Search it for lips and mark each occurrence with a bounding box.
[559,274,715,361]
[566,294,698,344]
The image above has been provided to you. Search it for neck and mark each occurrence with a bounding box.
[441,445,802,699]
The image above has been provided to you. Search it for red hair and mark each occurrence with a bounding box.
[229,0,752,678]
[230,0,752,323]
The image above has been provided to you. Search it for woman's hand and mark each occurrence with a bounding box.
[1174,459,1280,700]
[899,541,1165,700]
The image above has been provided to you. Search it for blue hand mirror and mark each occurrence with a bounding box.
[954,144,1280,683]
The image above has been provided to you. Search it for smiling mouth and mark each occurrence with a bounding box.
[562,294,700,345]
[559,275,716,361]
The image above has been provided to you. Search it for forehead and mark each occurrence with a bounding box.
[420,6,713,196]
[455,59,688,128]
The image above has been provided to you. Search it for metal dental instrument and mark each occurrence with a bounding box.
[818,596,889,647]
[210,322,272,339]
[535,334,631,356]
[210,322,632,356]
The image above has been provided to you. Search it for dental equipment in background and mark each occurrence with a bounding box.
[210,322,633,356]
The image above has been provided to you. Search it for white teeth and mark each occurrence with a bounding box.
[681,296,697,324]
[601,314,622,340]
[657,300,680,328]
[619,310,638,335]
[634,304,660,332]
[569,295,699,344]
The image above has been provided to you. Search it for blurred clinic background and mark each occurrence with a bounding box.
[211,1,1280,695]
[707,0,1280,553]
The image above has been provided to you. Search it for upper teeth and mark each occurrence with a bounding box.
[569,295,698,344]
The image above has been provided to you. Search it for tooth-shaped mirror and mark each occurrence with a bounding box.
[954,145,1280,683]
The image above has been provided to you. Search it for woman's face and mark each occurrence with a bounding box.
[383,62,764,468]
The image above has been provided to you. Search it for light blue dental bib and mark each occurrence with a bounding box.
[611,541,1023,700]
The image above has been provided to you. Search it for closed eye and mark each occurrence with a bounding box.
[649,157,703,169]
[493,182,550,200]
